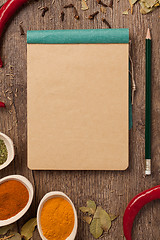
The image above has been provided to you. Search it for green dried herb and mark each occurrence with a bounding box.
[80,200,96,215]
[21,218,37,240]
[93,206,102,219]
[90,219,103,239]
[99,208,111,232]
[0,139,8,165]
[109,214,118,221]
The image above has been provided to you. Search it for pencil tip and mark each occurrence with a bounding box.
[146,28,151,39]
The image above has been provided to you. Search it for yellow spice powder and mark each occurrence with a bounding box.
[41,197,74,240]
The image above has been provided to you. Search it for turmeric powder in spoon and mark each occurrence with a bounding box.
[41,197,74,240]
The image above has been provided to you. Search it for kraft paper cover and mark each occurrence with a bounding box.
[27,43,129,170]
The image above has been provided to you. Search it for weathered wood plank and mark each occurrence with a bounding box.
[0,0,160,239]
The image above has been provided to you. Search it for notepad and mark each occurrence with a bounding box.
[27,29,129,170]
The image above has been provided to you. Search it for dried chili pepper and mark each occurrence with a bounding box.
[0,101,6,107]
[123,185,160,240]
[0,0,28,67]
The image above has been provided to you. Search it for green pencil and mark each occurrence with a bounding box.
[145,28,151,175]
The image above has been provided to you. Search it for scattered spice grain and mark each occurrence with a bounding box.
[7,96,11,101]
[102,18,111,28]
[42,7,49,17]
[88,11,99,19]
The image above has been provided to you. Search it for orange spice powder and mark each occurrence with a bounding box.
[41,197,74,240]
[0,180,29,220]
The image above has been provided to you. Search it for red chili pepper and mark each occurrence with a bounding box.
[0,0,28,67]
[123,185,160,240]
[0,101,6,107]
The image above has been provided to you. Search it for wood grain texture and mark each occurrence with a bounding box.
[0,0,160,239]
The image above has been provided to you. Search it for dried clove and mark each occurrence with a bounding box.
[96,0,108,7]
[19,24,25,35]
[109,0,113,8]
[73,6,79,20]
[64,3,74,8]
[60,11,65,21]
[64,4,79,20]
[42,7,49,17]
[102,18,111,28]
[88,11,99,20]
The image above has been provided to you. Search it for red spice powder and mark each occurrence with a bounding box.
[0,180,29,220]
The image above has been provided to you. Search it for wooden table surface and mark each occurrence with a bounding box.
[0,0,160,239]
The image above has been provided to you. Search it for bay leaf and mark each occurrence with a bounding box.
[139,1,153,13]
[0,224,15,236]
[144,0,157,7]
[83,216,92,224]
[21,218,37,240]
[81,0,89,10]
[80,200,96,215]
[90,218,103,239]
[99,209,111,232]
[79,206,90,213]
[87,200,96,215]
[93,206,102,219]
[139,0,159,13]
[9,233,22,240]
[109,214,118,221]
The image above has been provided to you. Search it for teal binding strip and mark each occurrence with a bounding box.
[27,29,129,44]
